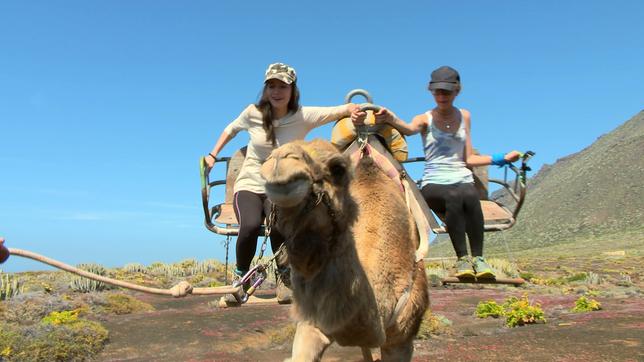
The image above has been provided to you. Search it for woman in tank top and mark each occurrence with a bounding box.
[205,63,361,304]
[353,66,520,279]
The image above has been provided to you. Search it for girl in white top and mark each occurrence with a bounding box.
[205,63,360,303]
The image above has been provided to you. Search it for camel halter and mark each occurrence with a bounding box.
[277,186,341,247]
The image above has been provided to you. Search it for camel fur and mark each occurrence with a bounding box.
[260,139,429,362]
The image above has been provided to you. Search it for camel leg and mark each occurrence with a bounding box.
[361,347,374,362]
[288,321,333,362]
[380,341,413,362]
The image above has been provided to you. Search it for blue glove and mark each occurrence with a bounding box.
[491,152,509,167]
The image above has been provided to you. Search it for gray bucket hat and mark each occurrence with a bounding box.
[428,66,460,91]
[264,62,297,84]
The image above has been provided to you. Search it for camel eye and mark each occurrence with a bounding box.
[327,156,348,185]
[329,163,345,177]
[285,153,301,160]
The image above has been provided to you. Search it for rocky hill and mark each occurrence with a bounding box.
[430,111,644,257]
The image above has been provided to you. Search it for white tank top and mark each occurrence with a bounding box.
[420,110,474,186]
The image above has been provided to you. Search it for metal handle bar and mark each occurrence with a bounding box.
[345,89,373,104]
[521,150,535,162]
[200,157,239,235]
[401,157,425,164]
[359,104,383,113]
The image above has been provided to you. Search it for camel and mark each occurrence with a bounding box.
[260,139,429,362]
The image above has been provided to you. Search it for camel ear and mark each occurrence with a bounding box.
[327,154,350,186]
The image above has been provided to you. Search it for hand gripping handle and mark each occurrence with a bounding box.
[0,237,10,264]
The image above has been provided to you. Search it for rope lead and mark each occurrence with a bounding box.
[4,247,240,298]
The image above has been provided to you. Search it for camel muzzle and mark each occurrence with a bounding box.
[265,178,311,208]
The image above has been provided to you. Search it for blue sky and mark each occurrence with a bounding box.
[2,1,643,272]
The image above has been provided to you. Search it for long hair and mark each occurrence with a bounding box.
[256,82,301,146]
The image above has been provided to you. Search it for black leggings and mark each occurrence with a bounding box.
[421,183,484,258]
[233,190,285,272]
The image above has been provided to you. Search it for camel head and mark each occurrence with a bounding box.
[260,139,351,209]
[260,139,354,279]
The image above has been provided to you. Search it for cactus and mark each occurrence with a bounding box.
[0,270,24,300]
[148,262,185,277]
[123,263,146,273]
[146,260,225,278]
[585,271,602,285]
[184,259,222,276]
[178,259,198,270]
[69,263,109,293]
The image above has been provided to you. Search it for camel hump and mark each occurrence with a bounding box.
[354,152,399,187]
[348,142,405,193]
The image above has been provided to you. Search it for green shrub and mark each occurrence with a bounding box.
[3,293,74,325]
[572,296,602,312]
[565,272,588,283]
[487,258,519,278]
[189,274,205,285]
[616,273,633,287]
[503,295,546,327]
[425,266,448,286]
[0,316,108,361]
[101,293,154,315]
[208,279,226,288]
[476,294,546,328]
[41,310,81,326]
[267,323,297,345]
[530,277,565,286]
[416,310,452,339]
[519,271,536,281]
[475,300,505,319]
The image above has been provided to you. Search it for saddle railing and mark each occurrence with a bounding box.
[200,146,262,236]
[402,151,534,234]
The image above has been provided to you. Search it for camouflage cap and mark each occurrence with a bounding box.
[264,62,297,84]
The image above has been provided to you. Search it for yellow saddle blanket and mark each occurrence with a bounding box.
[331,111,408,162]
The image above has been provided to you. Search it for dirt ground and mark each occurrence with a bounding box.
[97,285,644,362]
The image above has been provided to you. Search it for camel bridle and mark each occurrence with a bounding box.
[273,176,342,255]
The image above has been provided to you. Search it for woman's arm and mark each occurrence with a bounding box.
[388,112,427,136]
[309,103,361,128]
[204,106,250,168]
[205,130,235,168]
[463,110,521,167]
